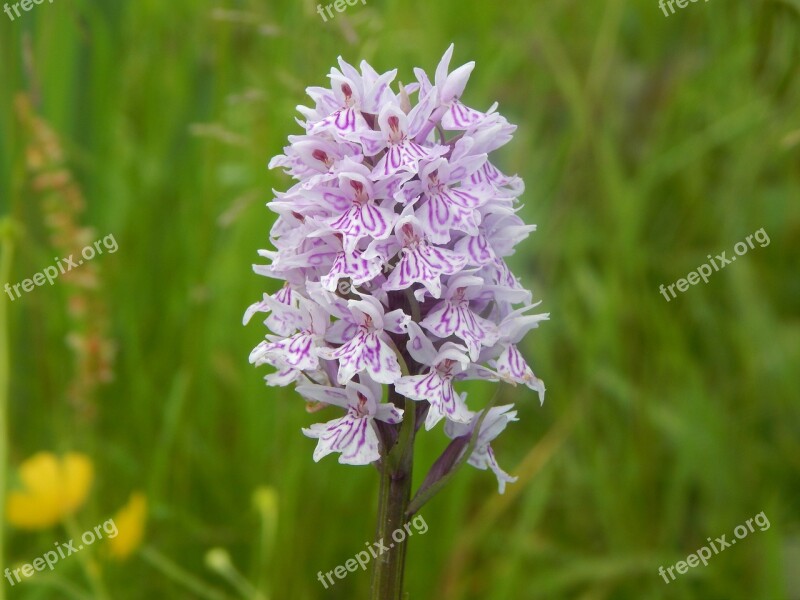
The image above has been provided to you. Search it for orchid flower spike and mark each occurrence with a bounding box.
[246,45,548,495]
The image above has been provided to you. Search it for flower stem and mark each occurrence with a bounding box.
[0,220,14,600]
[370,394,416,600]
[141,546,229,600]
[64,517,111,600]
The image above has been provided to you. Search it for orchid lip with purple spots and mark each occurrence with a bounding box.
[246,45,548,493]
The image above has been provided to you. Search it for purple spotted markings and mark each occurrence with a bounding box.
[245,45,547,492]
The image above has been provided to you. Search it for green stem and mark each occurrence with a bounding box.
[205,547,265,600]
[141,546,230,600]
[25,576,92,600]
[63,517,111,600]
[0,220,15,600]
[370,393,416,600]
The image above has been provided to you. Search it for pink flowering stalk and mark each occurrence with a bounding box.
[245,45,547,599]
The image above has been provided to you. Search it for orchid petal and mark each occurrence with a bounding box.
[303,416,380,465]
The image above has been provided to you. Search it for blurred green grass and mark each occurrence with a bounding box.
[0,0,799,598]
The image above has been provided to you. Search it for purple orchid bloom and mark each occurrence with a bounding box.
[375,212,468,300]
[358,99,448,177]
[485,307,549,403]
[299,376,403,465]
[246,46,547,504]
[413,43,488,140]
[248,295,328,373]
[419,273,500,360]
[315,161,399,253]
[395,323,473,429]
[314,291,410,385]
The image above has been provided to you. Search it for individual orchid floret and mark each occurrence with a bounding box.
[468,157,525,194]
[479,212,538,258]
[495,344,546,403]
[318,240,384,293]
[413,43,486,138]
[444,404,519,493]
[408,157,492,244]
[396,322,476,430]
[482,307,549,403]
[307,79,369,137]
[268,135,363,188]
[242,283,298,337]
[318,163,399,253]
[308,80,371,137]
[420,274,499,361]
[357,99,448,176]
[306,62,397,136]
[264,231,340,282]
[315,293,410,385]
[248,295,329,374]
[376,213,468,300]
[456,212,536,269]
[299,377,403,465]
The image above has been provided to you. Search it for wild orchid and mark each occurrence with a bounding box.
[245,44,547,599]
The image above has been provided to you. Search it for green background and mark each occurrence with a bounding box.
[1,0,798,598]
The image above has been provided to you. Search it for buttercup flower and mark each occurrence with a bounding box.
[6,452,93,530]
[246,44,547,490]
[107,492,147,560]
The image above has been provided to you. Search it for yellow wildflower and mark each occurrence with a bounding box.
[6,452,93,530]
[107,492,147,560]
